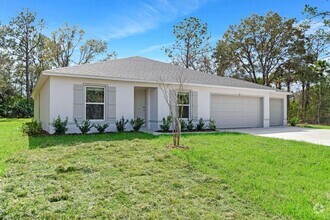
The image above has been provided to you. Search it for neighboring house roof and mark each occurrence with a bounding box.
[41,56,287,93]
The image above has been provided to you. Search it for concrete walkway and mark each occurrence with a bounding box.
[230,127,330,146]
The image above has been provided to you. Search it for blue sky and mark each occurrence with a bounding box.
[0,0,329,62]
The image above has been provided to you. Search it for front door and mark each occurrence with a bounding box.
[134,89,146,125]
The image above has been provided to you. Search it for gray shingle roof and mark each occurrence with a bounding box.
[44,56,285,92]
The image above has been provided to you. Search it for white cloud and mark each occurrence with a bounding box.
[94,0,210,39]
[297,19,329,36]
[139,42,173,53]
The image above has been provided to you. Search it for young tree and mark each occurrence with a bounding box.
[5,9,44,105]
[159,71,186,147]
[214,12,305,86]
[164,17,213,73]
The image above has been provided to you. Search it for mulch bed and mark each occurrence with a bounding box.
[156,129,217,133]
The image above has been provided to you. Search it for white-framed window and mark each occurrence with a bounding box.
[85,86,105,120]
[177,92,190,119]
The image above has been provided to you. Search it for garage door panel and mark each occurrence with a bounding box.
[211,95,263,128]
[270,99,283,126]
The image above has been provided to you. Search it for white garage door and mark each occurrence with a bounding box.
[210,95,263,129]
[270,99,283,126]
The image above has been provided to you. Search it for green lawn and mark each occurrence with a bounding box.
[0,118,30,175]
[0,119,329,219]
[297,124,330,130]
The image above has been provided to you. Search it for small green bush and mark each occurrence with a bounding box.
[208,119,217,131]
[94,123,109,134]
[288,117,299,126]
[116,116,129,132]
[51,116,69,135]
[196,118,206,131]
[180,120,187,131]
[74,119,94,134]
[21,120,42,136]
[186,119,194,131]
[130,118,145,131]
[160,116,172,132]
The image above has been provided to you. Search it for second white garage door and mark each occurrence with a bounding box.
[210,95,263,128]
[270,99,284,126]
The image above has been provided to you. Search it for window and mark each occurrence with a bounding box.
[86,86,105,120]
[177,92,190,119]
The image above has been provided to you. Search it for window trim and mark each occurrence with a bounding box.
[85,86,106,121]
[177,91,190,120]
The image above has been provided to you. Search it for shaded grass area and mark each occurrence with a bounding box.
[0,137,273,219]
[0,118,30,175]
[174,134,330,220]
[297,124,330,130]
[28,131,156,149]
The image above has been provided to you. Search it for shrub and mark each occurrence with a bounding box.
[94,123,109,134]
[21,120,42,136]
[196,118,206,131]
[160,116,172,132]
[209,119,217,131]
[116,116,129,132]
[74,119,94,134]
[51,116,69,135]
[180,120,187,131]
[130,118,145,131]
[0,97,33,118]
[288,117,299,126]
[186,119,194,131]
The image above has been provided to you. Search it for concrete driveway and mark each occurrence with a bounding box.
[231,127,330,146]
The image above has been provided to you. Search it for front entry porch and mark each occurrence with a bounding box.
[134,87,158,130]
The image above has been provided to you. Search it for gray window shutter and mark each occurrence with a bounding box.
[107,86,116,123]
[169,90,177,118]
[73,84,84,120]
[191,91,198,121]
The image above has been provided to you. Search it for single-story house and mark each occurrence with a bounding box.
[32,56,290,134]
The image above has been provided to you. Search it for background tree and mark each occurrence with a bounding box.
[164,17,213,73]
[0,9,116,118]
[78,39,108,64]
[5,9,44,106]
[49,23,84,68]
[49,23,110,67]
[214,12,305,86]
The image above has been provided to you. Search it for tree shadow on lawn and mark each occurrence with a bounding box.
[28,132,157,149]
[28,132,245,149]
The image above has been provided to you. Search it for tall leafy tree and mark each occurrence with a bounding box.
[49,23,84,67]
[304,5,330,26]
[214,12,305,86]
[164,17,213,73]
[49,24,110,67]
[5,9,44,105]
[78,39,108,64]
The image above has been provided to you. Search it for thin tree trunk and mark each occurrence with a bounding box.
[25,29,30,107]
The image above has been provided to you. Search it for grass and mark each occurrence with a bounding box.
[0,119,329,219]
[0,118,30,175]
[297,124,330,130]
[174,134,330,220]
